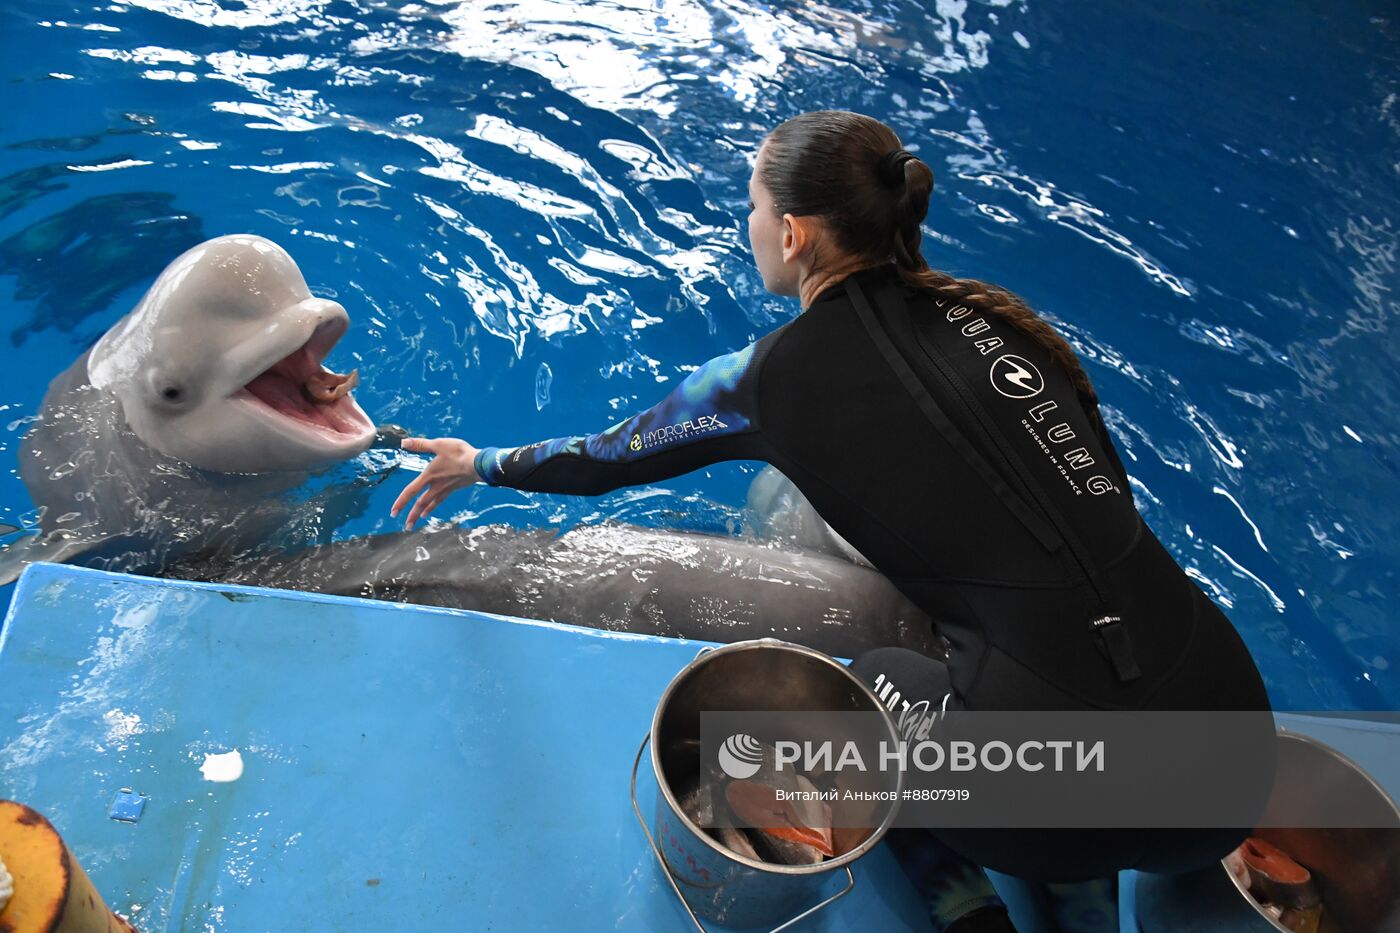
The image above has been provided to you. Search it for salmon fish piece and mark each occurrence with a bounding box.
[724,780,835,857]
[1237,837,1321,909]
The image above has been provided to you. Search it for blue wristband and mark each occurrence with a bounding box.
[473,447,492,485]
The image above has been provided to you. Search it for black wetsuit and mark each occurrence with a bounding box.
[476,263,1273,879]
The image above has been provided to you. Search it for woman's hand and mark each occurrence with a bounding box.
[391,437,481,529]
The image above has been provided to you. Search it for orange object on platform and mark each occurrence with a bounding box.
[0,800,135,933]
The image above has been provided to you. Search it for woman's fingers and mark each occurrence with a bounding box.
[405,485,450,529]
[391,469,434,518]
[392,437,452,517]
[404,485,433,528]
[393,436,476,525]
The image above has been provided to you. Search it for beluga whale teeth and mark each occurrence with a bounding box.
[303,368,359,405]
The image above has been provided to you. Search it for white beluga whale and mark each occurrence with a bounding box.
[87,234,374,472]
[0,234,378,583]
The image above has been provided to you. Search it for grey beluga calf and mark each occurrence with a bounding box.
[189,521,943,659]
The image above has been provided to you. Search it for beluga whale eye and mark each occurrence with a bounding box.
[147,371,191,407]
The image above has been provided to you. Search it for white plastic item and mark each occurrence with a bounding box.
[0,850,13,914]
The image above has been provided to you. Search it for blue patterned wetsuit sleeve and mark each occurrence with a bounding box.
[474,332,778,495]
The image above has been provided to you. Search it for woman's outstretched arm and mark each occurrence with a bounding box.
[392,330,783,527]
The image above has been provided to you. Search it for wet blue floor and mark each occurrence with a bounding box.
[4,564,1395,931]
[0,563,937,930]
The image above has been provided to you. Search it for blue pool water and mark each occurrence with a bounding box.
[0,1,1395,711]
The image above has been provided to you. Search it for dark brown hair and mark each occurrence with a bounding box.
[759,110,1099,405]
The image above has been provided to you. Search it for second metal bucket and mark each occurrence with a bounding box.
[1134,728,1400,931]
[630,639,904,932]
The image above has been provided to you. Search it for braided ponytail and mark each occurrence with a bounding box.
[892,227,1100,406]
[761,110,1101,407]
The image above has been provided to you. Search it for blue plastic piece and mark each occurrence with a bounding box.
[108,788,147,823]
[0,563,938,931]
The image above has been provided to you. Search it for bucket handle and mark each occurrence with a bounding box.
[629,732,856,933]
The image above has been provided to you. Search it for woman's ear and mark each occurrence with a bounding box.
[781,213,804,264]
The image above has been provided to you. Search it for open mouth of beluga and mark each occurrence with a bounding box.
[239,319,371,439]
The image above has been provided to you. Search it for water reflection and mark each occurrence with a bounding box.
[1,190,203,344]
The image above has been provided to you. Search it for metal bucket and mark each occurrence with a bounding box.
[1134,729,1400,932]
[629,639,904,932]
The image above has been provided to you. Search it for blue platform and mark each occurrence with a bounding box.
[4,564,1392,932]
[0,563,938,932]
